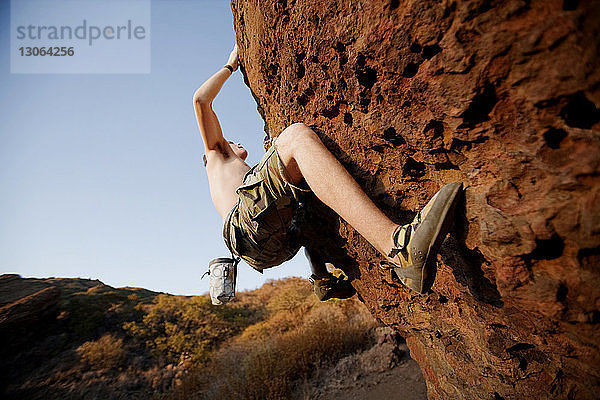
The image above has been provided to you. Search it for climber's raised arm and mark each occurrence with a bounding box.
[193,44,239,152]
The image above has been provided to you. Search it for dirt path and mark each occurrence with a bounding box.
[295,339,428,400]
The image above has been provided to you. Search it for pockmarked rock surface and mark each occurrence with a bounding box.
[230,0,600,398]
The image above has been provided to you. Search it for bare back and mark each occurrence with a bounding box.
[205,145,251,221]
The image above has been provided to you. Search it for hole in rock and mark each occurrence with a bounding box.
[549,35,568,51]
[450,136,489,152]
[443,2,457,18]
[434,161,459,170]
[410,42,422,53]
[556,283,568,302]
[321,103,340,119]
[402,62,419,78]
[494,392,505,400]
[343,112,353,126]
[296,64,305,79]
[382,127,406,146]
[463,2,493,22]
[518,357,528,371]
[335,41,346,53]
[422,43,442,59]
[402,157,426,178]
[359,96,371,112]
[267,63,279,78]
[356,66,378,89]
[390,0,400,10]
[550,370,564,394]
[507,343,534,353]
[543,128,568,149]
[295,52,306,79]
[297,93,309,106]
[424,120,444,137]
[357,53,366,67]
[530,234,564,260]
[578,246,600,272]
[534,97,560,109]
[559,92,600,129]
[563,0,580,10]
[458,83,497,129]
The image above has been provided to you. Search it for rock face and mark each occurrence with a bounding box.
[230,0,600,398]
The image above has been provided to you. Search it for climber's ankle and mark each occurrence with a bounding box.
[383,224,402,261]
[311,270,331,280]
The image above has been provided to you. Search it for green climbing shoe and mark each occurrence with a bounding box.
[381,182,463,294]
[309,273,356,301]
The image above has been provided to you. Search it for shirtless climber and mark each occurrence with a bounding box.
[193,44,463,300]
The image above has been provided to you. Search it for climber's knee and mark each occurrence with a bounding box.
[277,122,322,155]
[279,122,311,142]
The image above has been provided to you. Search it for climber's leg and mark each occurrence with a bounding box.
[380,181,463,293]
[304,247,330,279]
[305,248,356,301]
[274,123,397,258]
[274,123,463,294]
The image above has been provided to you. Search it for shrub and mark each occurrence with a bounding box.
[77,333,125,369]
[124,294,259,364]
[185,295,378,399]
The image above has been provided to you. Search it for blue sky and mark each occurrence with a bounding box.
[0,0,310,295]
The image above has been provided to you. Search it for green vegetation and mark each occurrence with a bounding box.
[123,293,259,363]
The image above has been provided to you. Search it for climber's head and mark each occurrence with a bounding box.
[228,140,248,161]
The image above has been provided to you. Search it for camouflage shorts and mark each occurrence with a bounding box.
[223,139,310,271]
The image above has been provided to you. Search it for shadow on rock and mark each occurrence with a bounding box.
[443,192,503,307]
[292,193,361,281]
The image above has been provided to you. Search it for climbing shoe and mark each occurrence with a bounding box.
[381,182,463,294]
[309,273,356,301]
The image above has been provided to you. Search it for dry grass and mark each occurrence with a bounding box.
[5,276,377,400]
[171,279,378,400]
[77,333,125,369]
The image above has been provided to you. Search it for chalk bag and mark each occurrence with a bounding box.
[203,256,239,305]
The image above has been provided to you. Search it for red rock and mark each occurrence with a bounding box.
[231,0,600,398]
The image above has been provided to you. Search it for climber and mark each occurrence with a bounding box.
[193,44,463,299]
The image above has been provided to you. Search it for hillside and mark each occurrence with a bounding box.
[0,274,424,399]
[230,0,600,398]
[1,274,163,399]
